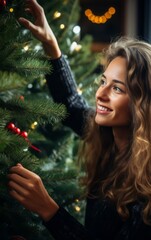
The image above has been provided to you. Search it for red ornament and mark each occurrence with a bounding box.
[0,0,6,7]
[6,122,41,152]
[13,127,21,134]
[20,131,28,138]
[19,95,24,101]
[6,122,15,130]
[6,123,21,134]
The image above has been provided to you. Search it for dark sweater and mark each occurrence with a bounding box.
[44,55,151,240]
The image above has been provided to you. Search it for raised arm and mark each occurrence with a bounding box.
[19,0,91,136]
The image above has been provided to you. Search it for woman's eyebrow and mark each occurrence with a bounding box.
[113,79,126,85]
[102,74,125,86]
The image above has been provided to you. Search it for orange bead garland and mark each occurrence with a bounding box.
[85,6,116,24]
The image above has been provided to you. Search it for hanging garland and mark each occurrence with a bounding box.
[6,122,41,153]
[85,6,116,24]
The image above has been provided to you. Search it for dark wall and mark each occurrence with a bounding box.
[79,0,151,43]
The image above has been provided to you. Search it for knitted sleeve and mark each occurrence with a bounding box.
[43,207,94,240]
[46,55,94,137]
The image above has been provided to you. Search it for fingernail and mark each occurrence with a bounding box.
[17,163,22,167]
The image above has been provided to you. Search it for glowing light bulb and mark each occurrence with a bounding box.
[53,11,61,19]
[73,25,81,35]
[60,24,65,29]
[75,206,81,212]
[24,45,29,51]
[31,122,38,130]
[9,8,14,12]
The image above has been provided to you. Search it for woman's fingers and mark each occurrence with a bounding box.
[8,178,28,197]
[8,164,59,220]
[9,165,37,180]
[18,17,32,29]
[18,17,39,34]
[8,166,41,204]
[9,189,25,203]
[25,0,44,19]
[8,172,28,187]
[19,0,46,39]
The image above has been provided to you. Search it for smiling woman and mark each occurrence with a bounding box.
[8,0,151,239]
[95,57,131,129]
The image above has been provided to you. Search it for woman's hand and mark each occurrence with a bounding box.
[8,164,59,222]
[19,0,61,58]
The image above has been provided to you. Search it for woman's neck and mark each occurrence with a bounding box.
[112,126,131,151]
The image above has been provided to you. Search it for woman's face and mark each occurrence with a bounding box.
[95,56,131,128]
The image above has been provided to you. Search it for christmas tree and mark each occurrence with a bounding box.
[0,0,99,239]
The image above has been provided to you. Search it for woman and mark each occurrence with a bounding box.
[8,0,151,239]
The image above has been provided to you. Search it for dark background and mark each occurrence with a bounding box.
[79,0,151,51]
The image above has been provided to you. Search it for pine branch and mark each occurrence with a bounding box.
[0,72,27,91]
[0,98,67,125]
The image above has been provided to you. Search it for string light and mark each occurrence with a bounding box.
[34,44,42,52]
[73,25,81,35]
[75,206,81,212]
[75,44,82,52]
[9,8,14,13]
[53,11,61,19]
[31,121,38,130]
[60,24,65,29]
[23,45,29,51]
[70,42,82,53]
[85,6,116,24]
[77,87,83,95]
[42,78,47,84]
[53,10,66,31]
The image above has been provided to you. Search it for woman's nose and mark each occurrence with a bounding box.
[95,85,110,100]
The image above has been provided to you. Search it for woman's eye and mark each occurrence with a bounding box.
[113,86,123,93]
[100,79,106,86]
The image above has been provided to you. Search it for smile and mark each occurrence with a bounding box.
[97,105,112,112]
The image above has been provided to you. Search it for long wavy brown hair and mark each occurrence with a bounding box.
[80,37,151,225]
